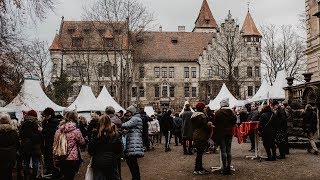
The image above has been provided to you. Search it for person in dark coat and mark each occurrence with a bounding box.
[139,108,151,151]
[161,110,174,152]
[88,115,123,180]
[191,102,211,175]
[272,100,287,159]
[181,104,194,155]
[214,98,237,175]
[302,104,319,155]
[78,116,88,151]
[41,107,60,177]
[20,110,42,179]
[259,105,277,161]
[122,104,144,180]
[0,113,19,180]
[173,113,183,146]
[87,113,100,141]
[247,103,259,152]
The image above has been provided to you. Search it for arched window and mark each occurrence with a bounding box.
[247,67,253,77]
[104,61,112,77]
[247,47,251,57]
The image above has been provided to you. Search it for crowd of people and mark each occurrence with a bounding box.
[0,98,318,179]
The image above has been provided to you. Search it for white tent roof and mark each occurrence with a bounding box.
[97,86,125,112]
[268,70,287,100]
[5,79,64,112]
[208,83,238,110]
[179,101,195,116]
[249,78,272,102]
[144,106,155,117]
[68,85,104,112]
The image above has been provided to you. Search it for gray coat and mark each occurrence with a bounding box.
[122,114,144,157]
[181,111,194,139]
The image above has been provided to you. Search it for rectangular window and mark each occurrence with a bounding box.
[139,86,145,97]
[247,67,253,77]
[220,67,226,77]
[98,64,103,77]
[192,87,197,97]
[184,86,190,97]
[184,67,189,78]
[139,66,144,78]
[132,87,137,97]
[208,68,213,78]
[155,86,160,97]
[234,67,239,77]
[248,86,253,96]
[53,63,57,76]
[214,65,219,76]
[104,38,114,47]
[169,67,174,78]
[255,66,260,77]
[191,67,196,78]
[72,38,82,48]
[154,67,160,78]
[170,86,175,97]
[162,85,168,97]
[66,64,71,76]
[162,67,167,78]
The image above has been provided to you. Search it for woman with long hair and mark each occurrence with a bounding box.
[53,111,85,180]
[88,115,123,180]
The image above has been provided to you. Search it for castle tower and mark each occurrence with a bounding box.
[192,0,217,33]
[241,10,262,97]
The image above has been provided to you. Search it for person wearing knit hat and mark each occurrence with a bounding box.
[0,113,19,179]
[122,104,144,180]
[195,102,206,111]
[105,106,122,129]
[214,98,236,175]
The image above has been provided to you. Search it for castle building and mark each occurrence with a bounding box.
[49,0,262,110]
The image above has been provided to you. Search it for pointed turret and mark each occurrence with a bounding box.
[193,0,217,32]
[241,11,261,37]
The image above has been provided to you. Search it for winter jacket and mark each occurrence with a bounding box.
[259,110,276,137]
[19,116,42,156]
[42,117,59,152]
[161,113,173,132]
[53,122,85,160]
[148,119,160,135]
[302,110,318,133]
[109,114,122,129]
[274,107,287,131]
[173,117,183,135]
[191,112,210,148]
[181,110,194,139]
[247,109,259,121]
[0,123,19,169]
[122,114,144,157]
[87,118,99,141]
[214,108,237,140]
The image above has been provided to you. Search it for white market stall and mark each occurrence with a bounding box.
[0,107,14,113]
[249,78,272,103]
[68,85,104,112]
[97,86,125,112]
[144,106,155,117]
[5,78,65,112]
[268,70,287,100]
[208,83,238,110]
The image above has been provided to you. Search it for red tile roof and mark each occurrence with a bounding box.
[194,0,217,29]
[241,11,261,37]
[134,32,214,62]
[49,34,62,50]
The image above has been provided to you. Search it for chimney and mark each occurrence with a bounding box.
[178,26,185,32]
[159,25,162,32]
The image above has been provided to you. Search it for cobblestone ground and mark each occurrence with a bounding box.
[75,138,320,180]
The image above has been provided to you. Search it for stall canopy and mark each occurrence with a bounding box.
[0,107,14,112]
[97,86,125,112]
[5,79,64,112]
[208,83,238,110]
[144,106,155,117]
[68,85,104,112]
[249,78,272,102]
[267,70,287,100]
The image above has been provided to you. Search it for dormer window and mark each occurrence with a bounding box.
[205,20,209,24]
[72,38,83,48]
[67,27,76,34]
[83,28,91,34]
[171,37,178,44]
[97,28,106,35]
[104,38,114,47]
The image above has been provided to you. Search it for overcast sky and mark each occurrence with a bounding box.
[27,0,305,45]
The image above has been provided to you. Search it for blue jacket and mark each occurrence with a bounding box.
[122,114,144,157]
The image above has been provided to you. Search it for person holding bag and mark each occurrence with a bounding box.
[88,115,123,180]
[53,111,85,180]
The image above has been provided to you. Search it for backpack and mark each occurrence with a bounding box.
[53,132,68,160]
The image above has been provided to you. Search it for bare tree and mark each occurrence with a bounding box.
[82,0,154,107]
[261,24,306,84]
